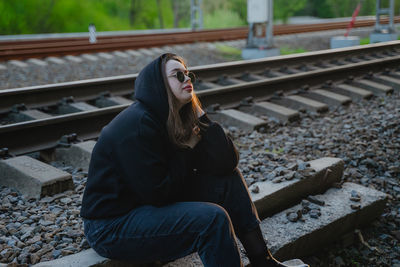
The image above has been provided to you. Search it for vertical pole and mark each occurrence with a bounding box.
[191,0,203,30]
[375,0,380,32]
[266,0,274,48]
[389,0,394,32]
[89,23,97,44]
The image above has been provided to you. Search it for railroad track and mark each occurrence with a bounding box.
[0,42,396,266]
[1,41,399,156]
[1,17,399,61]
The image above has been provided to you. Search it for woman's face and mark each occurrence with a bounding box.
[165,59,193,108]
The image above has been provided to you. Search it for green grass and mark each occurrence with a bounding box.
[265,148,284,154]
[360,37,370,45]
[215,44,243,61]
[280,46,307,55]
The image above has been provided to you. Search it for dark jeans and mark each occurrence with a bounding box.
[83,168,260,267]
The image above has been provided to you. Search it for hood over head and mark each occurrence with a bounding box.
[134,54,169,123]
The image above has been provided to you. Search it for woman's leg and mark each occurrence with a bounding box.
[184,168,261,240]
[184,169,309,267]
[83,201,242,267]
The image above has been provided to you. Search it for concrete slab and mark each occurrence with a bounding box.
[137,48,155,57]
[27,58,48,67]
[126,50,142,57]
[371,75,400,90]
[150,47,165,55]
[208,109,268,131]
[46,57,66,65]
[58,102,98,114]
[330,36,360,49]
[252,157,344,218]
[96,96,134,108]
[262,182,387,261]
[305,89,351,106]
[97,52,114,60]
[53,141,96,172]
[81,54,99,62]
[113,51,130,58]
[275,95,328,113]
[241,101,300,123]
[0,156,73,199]
[332,84,373,100]
[351,79,393,96]
[8,60,28,68]
[9,109,52,122]
[65,55,83,63]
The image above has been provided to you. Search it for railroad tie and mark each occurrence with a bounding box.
[125,50,142,57]
[95,96,133,108]
[261,182,387,261]
[371,74,400,91]
[64,55,83,63]
[46,57,66,65]
[0,156,73,200]
[27,58,48,67]
[113,51,130,58]
[57,102,98,115]
[137,48,156,57]
[304,89,352,106]
[97,52,114,60]
[240,101,300,123]
[8,60,29,68]
[351,79,393,96]
[273,95,329,113]
[150,47,166,55]
[332,84,373,100]
[48,141,96,173]
[208,109,268,132]
[81,54,99,62]
[9,109,51,123]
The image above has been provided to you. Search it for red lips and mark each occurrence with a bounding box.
[183,85,193,91]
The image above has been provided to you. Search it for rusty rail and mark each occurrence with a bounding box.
[0,17,399,61]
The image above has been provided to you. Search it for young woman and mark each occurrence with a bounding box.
[80,53,309,267]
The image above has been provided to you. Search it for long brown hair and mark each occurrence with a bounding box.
[161,53,207,148]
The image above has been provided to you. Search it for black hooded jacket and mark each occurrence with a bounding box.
[80,55,238,219]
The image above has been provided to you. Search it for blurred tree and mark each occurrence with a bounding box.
[274,0,307,23]
[156,0,164,28]
[171,0,190,28]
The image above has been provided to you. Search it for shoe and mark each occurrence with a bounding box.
[267,250,310,267]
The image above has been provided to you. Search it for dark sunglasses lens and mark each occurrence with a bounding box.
[188,72,196,83]
[176,71,185,83]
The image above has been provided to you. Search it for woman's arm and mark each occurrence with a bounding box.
[112,113,190,206]
[193,119,239,175]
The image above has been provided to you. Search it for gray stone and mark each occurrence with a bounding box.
[0,156,73,199]
[252,157,344,218]
[261,182,387,260]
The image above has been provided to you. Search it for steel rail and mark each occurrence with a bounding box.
[1,40,399,114]
[1,43,400,155]
[1,17,399,61]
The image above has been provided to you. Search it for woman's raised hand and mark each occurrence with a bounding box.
[185,125,202,149]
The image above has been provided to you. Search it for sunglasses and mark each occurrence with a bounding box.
[171,71,196,83]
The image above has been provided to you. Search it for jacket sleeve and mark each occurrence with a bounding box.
[194,119,239,175]
[112,113,190,206]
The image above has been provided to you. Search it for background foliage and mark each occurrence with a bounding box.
[0,0,399,35]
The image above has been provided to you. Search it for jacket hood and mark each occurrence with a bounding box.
[134,55,169,123]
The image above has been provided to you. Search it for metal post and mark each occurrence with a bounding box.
[370,0,397,43]
[89,23,97,44]
[266,0,274,48]
[191,0,203,30]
